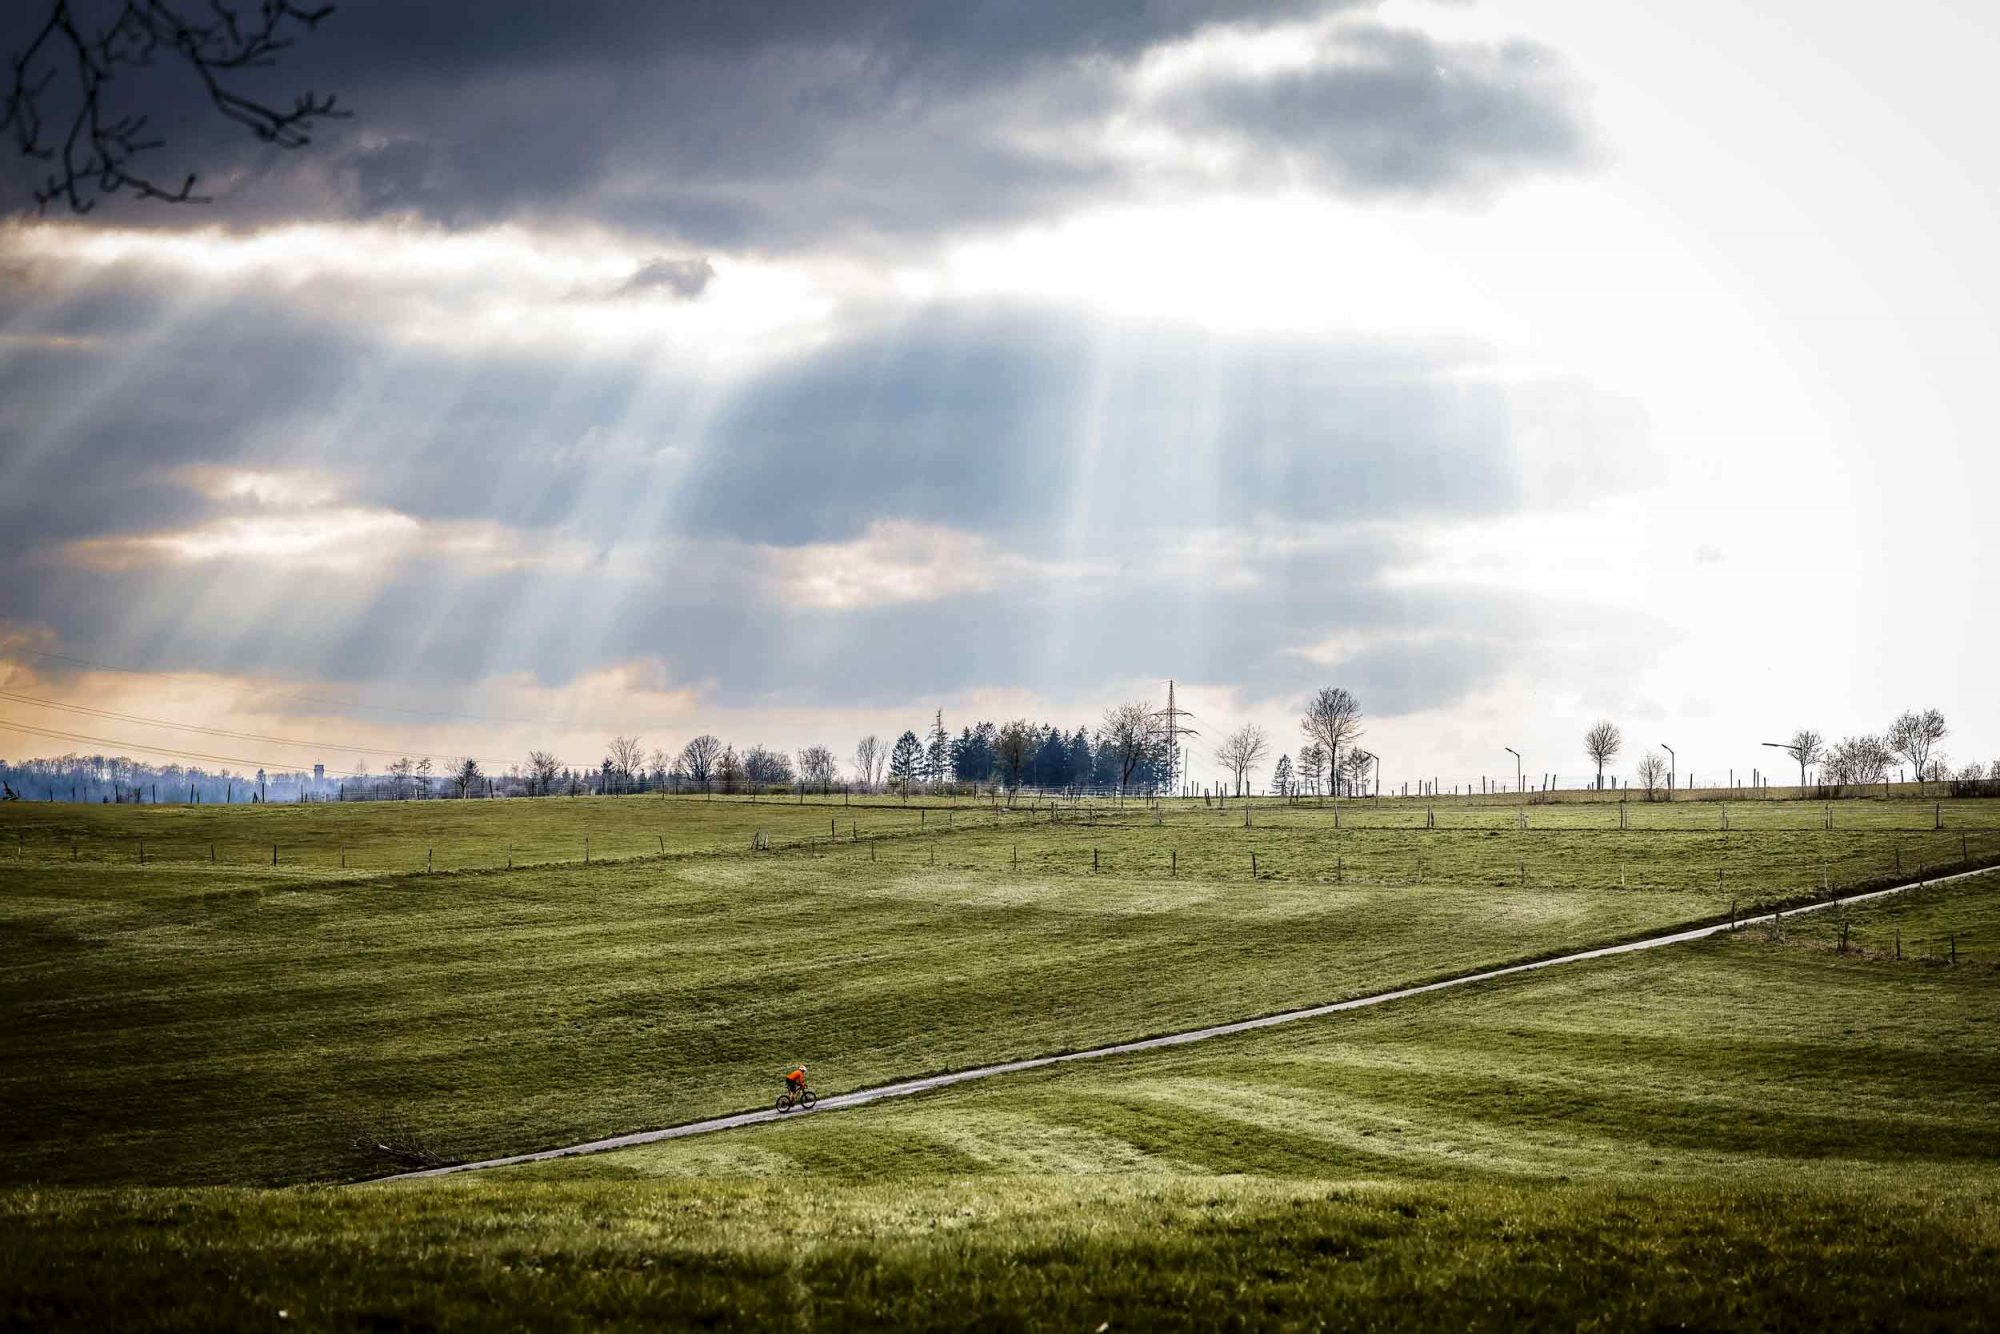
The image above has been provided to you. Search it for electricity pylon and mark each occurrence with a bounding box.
[1158,680,1199,794]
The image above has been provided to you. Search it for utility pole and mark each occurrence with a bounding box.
[1661,744,1675,801]
[1504,747,1522,806]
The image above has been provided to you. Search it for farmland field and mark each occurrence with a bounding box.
[3,794,1998,1328]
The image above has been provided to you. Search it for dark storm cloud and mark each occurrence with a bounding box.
[1,2,1591,244]
[1157,26,1590,193]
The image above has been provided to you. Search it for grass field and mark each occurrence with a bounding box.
[3,795,1997,1328]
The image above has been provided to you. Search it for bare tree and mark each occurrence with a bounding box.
[853,735,882,792]
[1213,723,1269,797]
[1823,735,1892,786]
[1636,751,1668,799]
[1886,709,1947,783]
[453,757,480,798]
[1342,747,1374,797]
[1296,744,1325,798]
[677,734,723,792]
[647,747,672,787]
[527,750,561,797]
[715,745,746,795]
[1300,687,1363,807]
[1772,728,1824,786]
[743,744,792,789]
[1583,720,1622,790]
[606,735,645,790]
[1099,700,1164,796]
[796,745,836,793]
[6,1,346,213]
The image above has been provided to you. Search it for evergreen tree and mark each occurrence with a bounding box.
[1032,726,1067,789]
[952,722,997,785]
[1066,728,1093,789]
[889,731,922,794]
[924,710,951,790]
[1272,753,1294,798]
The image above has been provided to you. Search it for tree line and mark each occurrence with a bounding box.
[1571,707,1995,800]
[6,690,1995,805]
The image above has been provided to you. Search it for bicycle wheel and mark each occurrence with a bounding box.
[774,1095,792,1113]
[798,1090,817,1110]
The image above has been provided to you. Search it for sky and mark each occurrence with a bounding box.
[1,0,1995,791]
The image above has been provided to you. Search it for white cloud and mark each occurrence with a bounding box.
[756,521,1084,611]
[5,221,835,366]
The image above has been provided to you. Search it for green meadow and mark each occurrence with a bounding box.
[3,795,1997,1328]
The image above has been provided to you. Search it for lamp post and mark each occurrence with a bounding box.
[1504,747,1522,805]
[1760,741,1798,789]
[1661,744,1675,801]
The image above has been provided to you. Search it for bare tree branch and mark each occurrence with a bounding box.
[4,0,344,213]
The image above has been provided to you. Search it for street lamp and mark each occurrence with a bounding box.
[1760,741,1798,789]
[1504,747,1522,804]
[1660,744,1675,800]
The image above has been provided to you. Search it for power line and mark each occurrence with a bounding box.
[0,689,519,770]
[0,718,363,775]
[8,646,651,732]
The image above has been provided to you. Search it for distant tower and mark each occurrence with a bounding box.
[1158,680,1199,793]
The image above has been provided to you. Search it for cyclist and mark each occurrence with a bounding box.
[784,1064,808,1098]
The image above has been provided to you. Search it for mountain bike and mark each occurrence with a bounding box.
[775,1086,817,1113]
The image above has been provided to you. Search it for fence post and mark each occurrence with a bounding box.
[1337,855,1343,885]
[427,848,433,873]
[272,844,278,867]
[1250,852,1258,878]
[585,836,590,864]
[1092,847,1099,872]
[139,840,144,865]
[1170,849,1176,877]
